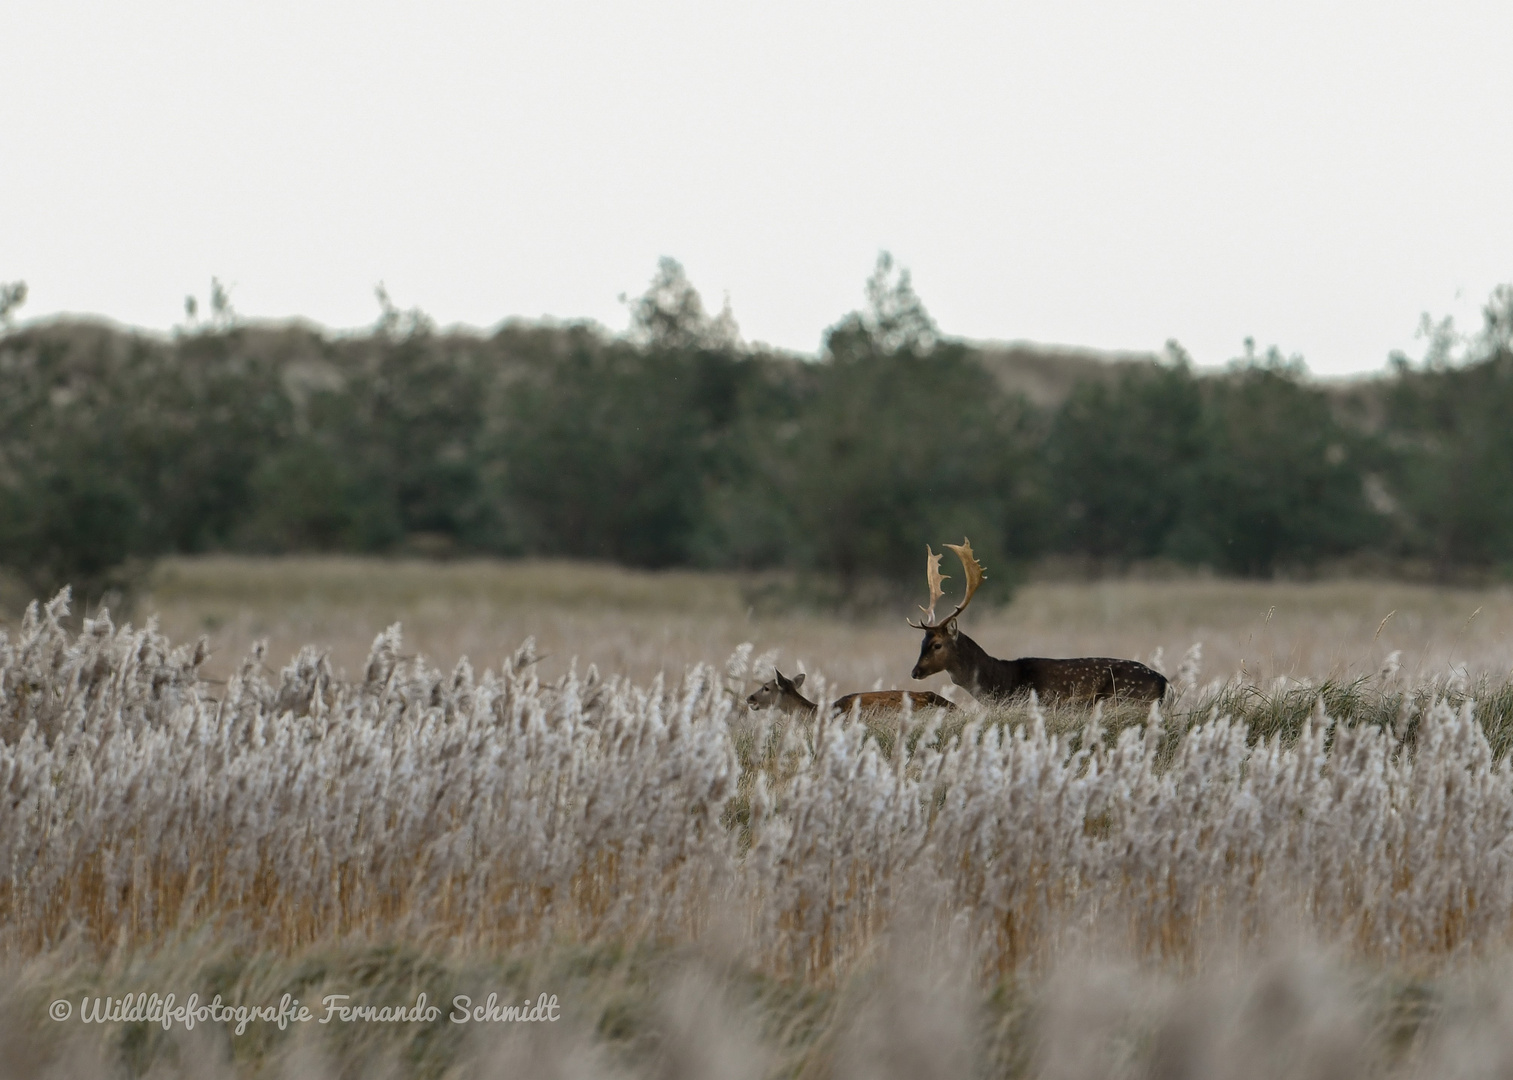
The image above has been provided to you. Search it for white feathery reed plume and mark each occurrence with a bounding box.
[6,593,1513,981]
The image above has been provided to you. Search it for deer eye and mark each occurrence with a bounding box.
[931,641,943,651]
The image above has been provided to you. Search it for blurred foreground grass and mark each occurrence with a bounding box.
[1,925,1500,1079]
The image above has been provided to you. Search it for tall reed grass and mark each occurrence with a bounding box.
[6,589,1513,979]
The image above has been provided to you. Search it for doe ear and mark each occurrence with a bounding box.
[944,617,959,638]
[792,672,805,688]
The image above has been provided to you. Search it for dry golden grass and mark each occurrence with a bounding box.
[125,556,1513,694]
[7,558,1513,1077]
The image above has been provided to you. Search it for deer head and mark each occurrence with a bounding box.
[909,539,985,680]
[746,668,815,714]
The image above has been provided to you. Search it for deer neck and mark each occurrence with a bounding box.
[948,631,1022,698]
[784,690,820,717]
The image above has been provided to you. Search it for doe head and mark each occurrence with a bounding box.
[747,668,805,711]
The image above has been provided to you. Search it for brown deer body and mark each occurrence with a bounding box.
[909,540,1168,705]
[912,626,1167,703]
[746,669,956,717]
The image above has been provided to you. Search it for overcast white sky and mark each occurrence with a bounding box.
[2,1,1510,374]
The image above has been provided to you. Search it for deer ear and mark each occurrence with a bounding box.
[944,617,959,638]
[793,672,805,688]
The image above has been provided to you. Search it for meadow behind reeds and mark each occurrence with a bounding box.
[129,554,1513,689]
[4,559,1513,1077]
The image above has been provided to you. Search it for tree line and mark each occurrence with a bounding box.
[2,260,1512,610]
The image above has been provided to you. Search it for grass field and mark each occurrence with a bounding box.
[6,556,1513,1078]
[128,555,1513,692]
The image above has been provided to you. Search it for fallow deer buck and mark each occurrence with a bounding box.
[909,539,1168,704]
[746,669,955,718]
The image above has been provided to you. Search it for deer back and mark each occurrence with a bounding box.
[831,690,956,716]
[1015,656,1168,704]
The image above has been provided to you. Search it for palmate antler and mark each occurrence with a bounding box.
[918,546,947,624]
[907,538,985,629]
